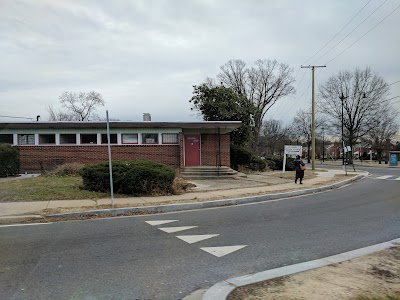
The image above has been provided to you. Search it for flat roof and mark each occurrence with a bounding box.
[0,121,242,130]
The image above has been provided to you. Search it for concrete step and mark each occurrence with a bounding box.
[180,174,244,179]
[180,171,238,176]
[180,166,245,179]
[183,166,232,171]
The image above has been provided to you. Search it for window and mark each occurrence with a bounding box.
[162,133,179,144]
[122,134,138,144]
[18,134,35,145]
[142,133,158,144]
[101,134,117,144]
[39,134,55,144]
[60,134,76,144]
[0,134,13,144]
[80,134,97,144]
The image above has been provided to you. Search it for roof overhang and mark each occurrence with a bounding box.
[0,121,242,134]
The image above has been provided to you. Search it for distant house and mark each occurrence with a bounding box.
[0,121,241,173]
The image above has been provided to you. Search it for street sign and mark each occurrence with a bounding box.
[343,146,352,153]
[283,145,303,172]
[284,145,302,155]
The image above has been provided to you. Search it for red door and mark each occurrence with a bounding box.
[184,134,200,166]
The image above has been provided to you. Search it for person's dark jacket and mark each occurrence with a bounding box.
[294,159,305,177]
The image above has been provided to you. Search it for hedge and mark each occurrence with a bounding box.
[80,160,176,196]
[0,145,20,177]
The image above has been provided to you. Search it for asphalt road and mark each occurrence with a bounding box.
[1,166,399,300]
[316,162,399,176]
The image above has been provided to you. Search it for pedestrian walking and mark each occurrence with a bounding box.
[294,155,306,184]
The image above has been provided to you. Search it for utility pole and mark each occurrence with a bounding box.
[301,65,326,170]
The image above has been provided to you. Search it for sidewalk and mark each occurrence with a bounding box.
[0,169,366,223]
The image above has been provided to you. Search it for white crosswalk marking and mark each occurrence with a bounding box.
[145,219,248,258]
[176,234,219,244]
[200,245,247,257]
[158,226,198,233]
[376,175,393,179]
[145,220,178,226]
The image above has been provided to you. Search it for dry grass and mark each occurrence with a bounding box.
[228,246,400,300]
[0,176,110,202]
[45,163,85,176]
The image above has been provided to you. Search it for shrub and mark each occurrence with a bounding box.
[80,160,176,196]
[0,145,20,177]
[46,163,85,177]
[249,156,267,171]
[264,156,295,171]
[230,145,266,171]
[230,144,253,170]
[265,159,276,171]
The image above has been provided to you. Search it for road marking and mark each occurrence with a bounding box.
[0,223,52,228]
[176,234,219,244]
[394,177,400,181]
[158,226,198,233]
[375,175,393,179]
[145,220,178,226]
[200,245,247,257]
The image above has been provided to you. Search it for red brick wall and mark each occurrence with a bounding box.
[17,133,231,173]
[201,134,230,166]
[18,145,180,173]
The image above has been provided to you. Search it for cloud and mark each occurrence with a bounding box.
[0,0,399,123]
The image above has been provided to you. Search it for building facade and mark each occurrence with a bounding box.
[0,121,241,173]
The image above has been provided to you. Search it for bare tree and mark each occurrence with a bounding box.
[47,105,75,121]
[318,67,390,152]
[47,91,105,121]
[258,119,291,157]
[363,104,399,163]
[291,109,326,163]
[217,59,296,145]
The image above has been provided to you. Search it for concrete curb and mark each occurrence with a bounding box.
[48,173,366,219]
[202,237,400,300]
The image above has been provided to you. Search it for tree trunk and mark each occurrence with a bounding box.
[377,149,382,164]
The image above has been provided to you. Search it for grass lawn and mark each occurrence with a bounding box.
[0,176,110,202]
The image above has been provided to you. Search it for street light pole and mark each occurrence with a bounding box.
[339,93,348,166]
[322,127,325,162]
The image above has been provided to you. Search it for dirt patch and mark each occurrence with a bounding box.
[228,246,400,300]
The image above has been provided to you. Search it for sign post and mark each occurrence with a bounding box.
[283,145,302,172]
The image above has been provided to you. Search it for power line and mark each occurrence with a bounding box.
[273,69,308,117]
[302,0,373,65]
[314,0,389,64]
[275,68,325,120]
[390,80,400,86]
[325,3,400,65]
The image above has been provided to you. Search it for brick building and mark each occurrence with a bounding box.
[0,121,241,173]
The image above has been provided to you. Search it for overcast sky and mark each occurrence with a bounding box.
[1,0,399,124]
